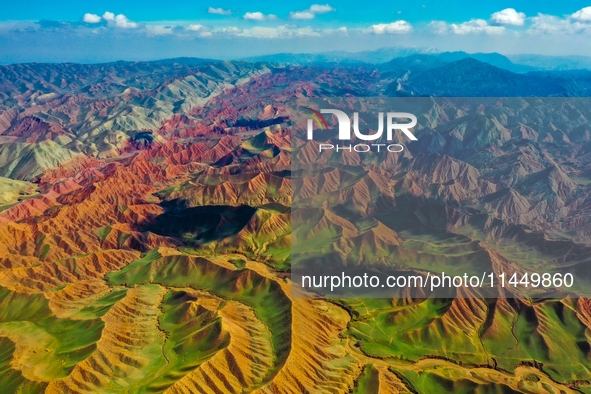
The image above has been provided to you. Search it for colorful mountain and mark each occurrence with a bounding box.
[0,57,590,393]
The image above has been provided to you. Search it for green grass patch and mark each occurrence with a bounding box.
[0,287,105,385]
[353,364,380,394]
[106,250,292,385]
[139,289,230,391]
[39,244,50,261]
[96,225,112,245]
[395,369,518,394]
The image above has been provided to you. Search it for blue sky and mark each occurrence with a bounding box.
[1,1,591,63]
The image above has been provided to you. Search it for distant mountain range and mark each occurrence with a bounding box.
[244,48,591,96]
[508,54,591,71]
[243,46,438,64]
[245,47,591,73]
[384,57,591,97]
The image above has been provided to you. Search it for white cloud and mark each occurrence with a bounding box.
[367,21,412,34]
[114,14,139,29]
[290,11,315,20]
[146,25,173,36]
[244,12,264,21]
[430,19,504,35]
[491,8,525,26]
[571,7,591,22]
[529,14,567,34]
[83,13,102,23]
[337,26,347,33]
[290,4,335,19]
[185,24,213,37]
[208,7,232,15]
[309,4,335,14]
[244,12,276,21]
[102,11,139,28]
[219,26,241,35]
[529,13,591,35]
[186,24,206,31]
[454,19,504,34]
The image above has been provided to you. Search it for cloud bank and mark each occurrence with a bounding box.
[368,21,412,34]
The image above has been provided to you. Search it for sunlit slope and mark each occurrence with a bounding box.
[0,177,38,209]
[0,140,83,181]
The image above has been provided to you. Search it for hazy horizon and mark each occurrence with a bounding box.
[3,46,591,67]
[2,1,591,63]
